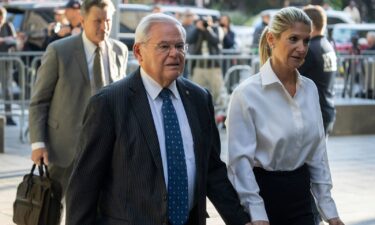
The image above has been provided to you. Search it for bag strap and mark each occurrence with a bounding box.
[29,159,50,178]
[39,158,50,178]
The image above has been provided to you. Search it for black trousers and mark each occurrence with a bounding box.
[253,165,315,225]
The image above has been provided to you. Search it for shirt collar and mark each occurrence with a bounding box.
[260,58,303,88]
[140,68,180,100]
[82,31,106,56]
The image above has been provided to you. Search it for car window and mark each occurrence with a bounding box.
[332,26,375,46]
[6,13,23,32]
[332,28,353,43]
[327,17,347,25]
[119,8,151,33]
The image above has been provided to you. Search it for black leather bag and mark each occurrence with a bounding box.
[13,162,63,225]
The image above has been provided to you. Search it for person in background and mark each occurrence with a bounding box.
[45,8,70,46]
[152,5,162,13]
[66,13,251,225]
[0,7,17,126]
[219,15,236,50]
[323,2,333,11]
[226,7,345,225]
[218,14,236,102]
[29,0,128,196]
[189,15,227,106]
[366,31,375,51]
[46,0,83,46]
[344,0,361,23]
[299,5,337,136]
[182,9,197,49]
[252,11,270,49]
[181,9,197,77]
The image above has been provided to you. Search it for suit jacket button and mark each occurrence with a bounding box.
[163,194,167,201]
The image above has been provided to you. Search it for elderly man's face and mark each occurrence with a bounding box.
[134,23,186,87]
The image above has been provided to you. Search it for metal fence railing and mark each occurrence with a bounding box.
[336,54,375,99]
[1,51,375,142]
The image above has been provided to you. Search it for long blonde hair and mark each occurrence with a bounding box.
[259,7,312,66]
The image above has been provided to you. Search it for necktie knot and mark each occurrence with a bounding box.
[159,88,172,101]
[95,46,101,54]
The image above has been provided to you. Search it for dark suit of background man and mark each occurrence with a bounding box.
[299,5,337,136]
[29,0,128,194]
[66,13,251,225]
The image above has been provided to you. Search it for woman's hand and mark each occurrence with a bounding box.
[328,217,345,225]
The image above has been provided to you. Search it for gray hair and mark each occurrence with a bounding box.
[259,7,312,66]
[81,0,115,17]
[134,13,186,44]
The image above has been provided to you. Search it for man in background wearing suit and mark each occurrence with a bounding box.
[29,0,128,194]
[66,13,251,225]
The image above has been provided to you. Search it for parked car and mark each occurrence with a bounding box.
[331,23,375,53]
[231,25,254,53]
[118,3,152,50]
[157,5,220,21]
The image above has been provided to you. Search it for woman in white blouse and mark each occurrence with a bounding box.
[226,7,344,225]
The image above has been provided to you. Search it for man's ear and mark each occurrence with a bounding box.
[133,43,142,62]
[80,16,85,30]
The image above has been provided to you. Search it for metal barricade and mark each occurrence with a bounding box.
[0,56,26,142]
[0,50,374,144]
[337,54,375,99]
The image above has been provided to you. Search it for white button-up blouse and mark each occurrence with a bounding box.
[226,59,339,222]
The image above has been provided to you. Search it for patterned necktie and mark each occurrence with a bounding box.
[159,88,189,225]
[93,47,104,92]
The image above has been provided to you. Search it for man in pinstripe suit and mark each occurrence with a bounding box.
[66,13,251,225]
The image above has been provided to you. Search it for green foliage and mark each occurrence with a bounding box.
[221,10,256,25]
[326,0,343,9]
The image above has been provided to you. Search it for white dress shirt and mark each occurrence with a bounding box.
[226,59,339,222]
[82,31,110,86]
[140,68,196,210]
[31,32,110,151]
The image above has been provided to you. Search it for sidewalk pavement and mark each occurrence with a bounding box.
[1,123,375,225]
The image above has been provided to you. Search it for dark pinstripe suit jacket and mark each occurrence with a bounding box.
[65,68,250,225]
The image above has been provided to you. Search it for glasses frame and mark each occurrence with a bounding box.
[142,41,189,54]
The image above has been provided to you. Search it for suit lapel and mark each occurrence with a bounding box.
[128,69,164,175]
[74,35,90,84]
[107,39,120,82]
[177,79,203,192]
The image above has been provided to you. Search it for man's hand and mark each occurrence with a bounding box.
[328,217,345,225]
[31,148,49,165]
[252,221,269,225]
[57,26,72,37]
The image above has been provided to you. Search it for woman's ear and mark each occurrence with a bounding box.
[266,32,275,49]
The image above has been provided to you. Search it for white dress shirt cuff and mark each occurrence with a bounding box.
[31,142,46,151]
[248,203,269,222]
[317,198,339,221]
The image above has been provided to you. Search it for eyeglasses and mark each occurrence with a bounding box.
[143,42,188,54]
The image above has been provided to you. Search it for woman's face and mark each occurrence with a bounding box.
[219,16,229,27]
[267,22,311,70]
